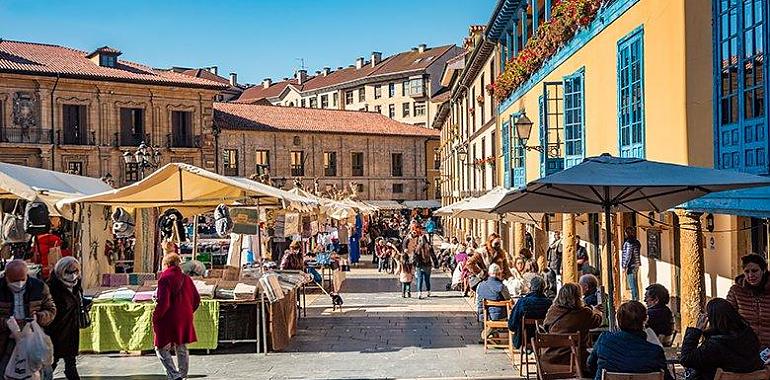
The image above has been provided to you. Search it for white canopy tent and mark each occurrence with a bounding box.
[451,186,543,227]
[366,200,406,211]
[403,199,441,209]
[286,187,356,220]
[434,199,471,216]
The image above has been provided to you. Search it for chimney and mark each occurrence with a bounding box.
[283,77,289,81]
[337,66,343,70]
[208,66,218,75]
[315,70,321,75]
[296,69,307,85]
[322,67,331,76]
[262,78,272,89]
[229,72,237,87]
[371,51,382,67]
[411,47,418,52]
[417,44,427,53]
[355,57,365,70]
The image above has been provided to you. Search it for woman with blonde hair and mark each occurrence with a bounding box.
[466,233,512,285]
[541,283,604,376]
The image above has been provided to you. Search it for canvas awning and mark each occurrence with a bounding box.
[680,186,770,218]
[286,188,356,220]
[434,199,470,216]
[59,163,318,213]
[403,200,441,209]
[0,162,112,219]
[451,187,543,226]
[366,200,406,211]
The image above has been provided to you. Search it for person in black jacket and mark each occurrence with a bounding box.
[587,301,672,380]
[44,257,83,380]
[679,298,764,380]
[644,284,674,338]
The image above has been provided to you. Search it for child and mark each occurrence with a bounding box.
[395,254,414,298]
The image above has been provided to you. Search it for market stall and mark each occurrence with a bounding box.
[59,163,319,352]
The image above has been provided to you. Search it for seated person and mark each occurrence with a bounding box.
[508,275,552,349]
[644,284,675,342]
[679,298,764,380]
[476,263,511,340]
[542,283,603,375]
[587,301,673,380]
[579,273,600,307]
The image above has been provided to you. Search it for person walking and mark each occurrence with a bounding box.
[621,227,642,301]
[44,257,84,380]
[726,254,770,349]
[546,231,563,289]
[402,225,433,298]
[153,253,201,380]
[395,254,414,298]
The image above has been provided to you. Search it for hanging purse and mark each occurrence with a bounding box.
[78,292,93,329]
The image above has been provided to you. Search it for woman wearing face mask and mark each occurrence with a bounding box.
[466,233,512,284]
[726,254,770,349]
[44,257,83,379]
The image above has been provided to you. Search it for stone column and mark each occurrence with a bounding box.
[534,216,548,269]
[675,210,706,331]
[514,222,527,256]
[562,213,578,283]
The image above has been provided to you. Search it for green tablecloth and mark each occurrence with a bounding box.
[79,299,219,353]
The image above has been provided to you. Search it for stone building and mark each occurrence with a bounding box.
[0,39,226,185]
[214,103,439,201]
[234,44,462,128]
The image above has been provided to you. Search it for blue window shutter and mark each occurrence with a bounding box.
[563,69,585,168]
[513,145,526,188]
[617,28,645,158]
[538,94,546,177]
[502,121,511,187]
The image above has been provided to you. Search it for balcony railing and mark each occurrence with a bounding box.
[114,132,150,147]
[58,130,96,146]
[166,133,200,148]
[0,128,53,144]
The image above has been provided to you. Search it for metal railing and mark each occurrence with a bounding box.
[166,133,200,148]
[114,132,150,147]
[57,130,96,146]
[0,128,53,144]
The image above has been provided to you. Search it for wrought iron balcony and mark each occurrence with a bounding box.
[166,133,200,148]
[57,130,96,146]
[114,132,150,147]
[0,128,53,144]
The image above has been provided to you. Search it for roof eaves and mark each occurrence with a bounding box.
[0,68,229,90]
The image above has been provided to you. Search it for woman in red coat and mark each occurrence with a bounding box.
[153,253,200,380]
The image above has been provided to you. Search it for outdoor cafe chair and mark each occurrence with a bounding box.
[531,331,582,380]
[714,368,770,380]
[659,330,677,348]
[602,370,665,380]
[519,316,544,379]
[481,299,513,353]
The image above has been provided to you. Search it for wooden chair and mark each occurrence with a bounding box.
[518,317,544,379]
[531,332,582,380]
[602,370,665,380]
[482,299,513,353]
[658,330,677,348]
[714,368,770,380]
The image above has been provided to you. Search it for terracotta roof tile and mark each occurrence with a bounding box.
[0,39,228,89]
[214,103,439,137]
[235,79,303,103]
[370,45,457,77]
[179,68,231,85]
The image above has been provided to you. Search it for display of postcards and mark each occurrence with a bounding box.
[258,273,285,303]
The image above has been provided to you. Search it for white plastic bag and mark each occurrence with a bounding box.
[4,321,37,380]
[25,320,53,372]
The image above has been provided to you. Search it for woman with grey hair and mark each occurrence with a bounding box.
[542,283,603,376]
[45,256,83,379]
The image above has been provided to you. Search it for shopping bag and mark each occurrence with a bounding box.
[25,320,53,373]
[3,319,48,380]
[46,246,61,274]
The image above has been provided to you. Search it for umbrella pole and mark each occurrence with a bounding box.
[604,199,617,331]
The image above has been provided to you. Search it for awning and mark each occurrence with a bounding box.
[59,163,318,214]
[681,186,770,218]
[0,162,112,218]
[403,200,441,209]
[434,199,470,216]
[366,200,406,211]
[286,188,356,220]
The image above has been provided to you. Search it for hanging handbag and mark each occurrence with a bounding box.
[78,292,92,329]
[2,201,29,244]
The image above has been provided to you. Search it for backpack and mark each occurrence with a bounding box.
[2,201,29,244]
[24,202,50,235]
[214,204,233,238]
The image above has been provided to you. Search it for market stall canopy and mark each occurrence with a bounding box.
[366,200,406,211]
[59,163,318,213]
[451,187,543,226]
[286,187,355,220]
[0,162,112,218]
[339,198,377,215]
[434,199,470,216]
[403,200,441,209]
[491,153,770,330]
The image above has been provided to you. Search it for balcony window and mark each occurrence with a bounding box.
[119,108,144,146]
[255,149,270,176]
[223,149,239,176]
[388,104,396,118]
[402,103,411,118]
[62,104,88,145]
[291,151,305,177]
[351,152,364,176]
[171,111,193,148]
[324,152,337,177]
[321,95,329,108]
[414,102,426,117]
[391,153,403,177]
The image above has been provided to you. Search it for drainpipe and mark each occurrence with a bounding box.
[50,74,60,171]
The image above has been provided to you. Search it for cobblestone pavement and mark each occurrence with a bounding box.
[71,261,517,379]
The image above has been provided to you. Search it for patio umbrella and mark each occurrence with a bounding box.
[434,199,470,216]
[492,153,770,328]
[451,186,543,228]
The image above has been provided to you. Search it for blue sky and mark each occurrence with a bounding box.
[0,0,496,84]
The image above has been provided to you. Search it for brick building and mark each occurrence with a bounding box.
[214,103,440,201]
[234,44,462,128]
[0,39,226,185]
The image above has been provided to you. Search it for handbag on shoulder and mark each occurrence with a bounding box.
[78,293,93,329]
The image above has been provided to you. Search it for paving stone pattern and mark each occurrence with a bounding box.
[71,263,518,380]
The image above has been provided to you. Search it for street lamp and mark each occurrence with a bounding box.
[513,112,560,158]
[123,141,162,180]
[457,146,468,163]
